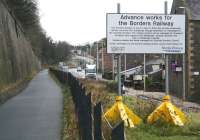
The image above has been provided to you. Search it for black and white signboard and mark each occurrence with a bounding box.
[107,14,185,54]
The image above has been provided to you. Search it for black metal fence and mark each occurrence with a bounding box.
[49,68,125,140]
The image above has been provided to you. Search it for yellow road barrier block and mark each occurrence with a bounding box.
[147,95,187,126]
[104,96,141,128]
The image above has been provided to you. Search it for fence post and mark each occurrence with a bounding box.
[84,92,92,140]
[111,122,125,140]
[94,102,102,140]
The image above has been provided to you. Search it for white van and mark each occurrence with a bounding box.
[85,64,96,79]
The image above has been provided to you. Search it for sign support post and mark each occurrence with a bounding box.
[125,54,127,81]
[117,3,121,95]
[164,1,169,95]
[144,54,146,91]
[112,55,115,80]
[183,53,186,100]
[178,6,186,100]
[117,54,121,95]
[107,4,185,97]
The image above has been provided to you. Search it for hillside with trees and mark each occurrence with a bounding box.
[0,0,72,93]
[3,0,72,64]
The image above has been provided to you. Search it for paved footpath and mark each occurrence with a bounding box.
[0,70,63,140]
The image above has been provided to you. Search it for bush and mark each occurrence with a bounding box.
[106,81,118,93]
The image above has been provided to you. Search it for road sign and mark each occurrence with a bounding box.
[107,14,185,54]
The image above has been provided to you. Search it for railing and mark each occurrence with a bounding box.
[49,68,125,140]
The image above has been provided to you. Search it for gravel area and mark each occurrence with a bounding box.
[125,87,200,112]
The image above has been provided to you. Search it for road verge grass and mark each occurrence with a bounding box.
[50,73,200,140]
[80,79,200,140]
[49,71,79,140]
[0,70,37,104]
[62,85,79,140]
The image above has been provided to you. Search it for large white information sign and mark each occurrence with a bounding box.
[107,14,185,54]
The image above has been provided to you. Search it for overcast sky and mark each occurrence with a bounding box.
[38,0,173,45]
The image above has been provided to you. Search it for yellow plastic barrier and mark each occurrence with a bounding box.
[104,96,141,128]
[147,95,187,126]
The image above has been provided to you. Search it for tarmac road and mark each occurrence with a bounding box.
[0,70,63,140]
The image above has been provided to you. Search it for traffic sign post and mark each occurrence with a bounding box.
[117,3,121,96]
[107,3,185,96]
[165,1,169,95]
[106,1,186,128]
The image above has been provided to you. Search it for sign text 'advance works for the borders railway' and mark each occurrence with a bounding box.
[107,14,185,54]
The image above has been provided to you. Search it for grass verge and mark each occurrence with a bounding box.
[0,70,37,104]
[62,85,79,140]
[80,79,200,140]
[49,72,79,140]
